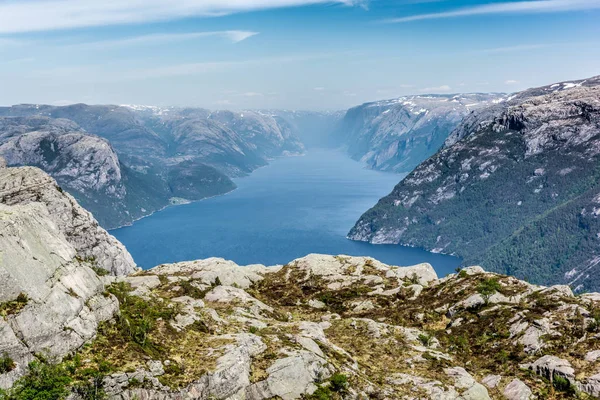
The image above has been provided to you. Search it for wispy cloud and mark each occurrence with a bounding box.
[419,85,451,93]
[383,0,600,23]
[31,52,343,82]
[480,43,552,54]
[0,57,35,65]
[0,0,362,34]
[68,30,258,49]
[505,80,520,85]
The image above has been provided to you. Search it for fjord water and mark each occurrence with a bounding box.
[112,149,460,276]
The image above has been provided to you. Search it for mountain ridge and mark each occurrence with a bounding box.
[349,75,600,291]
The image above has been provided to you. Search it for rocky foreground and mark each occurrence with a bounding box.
[2,164,600,399]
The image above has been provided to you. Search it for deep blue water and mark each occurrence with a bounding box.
[112,149,460,276]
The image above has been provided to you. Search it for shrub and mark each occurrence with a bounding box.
[330,373,348,393]
[0,354,15,374]
[477,278,502,302]
[7,360,72,400]
[90,267,109,277]
[0,293,29,318]
[106,282,179,351]
[553,375,577,395]
[417,334,433,347]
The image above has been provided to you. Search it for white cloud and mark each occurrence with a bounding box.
[237,92,264,97]
[481,43,551,53]
[65,30,258,50]
[419,85,451,93]
[505,80,519,84]
[314,87,326,91]
[383,0,600,23]
[0,57,34,65]
[0,0,362,33]
[81,31,258,48]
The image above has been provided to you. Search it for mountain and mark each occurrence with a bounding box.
[0,104,306,228]
[333,94,505,173]
[349,76,600,292]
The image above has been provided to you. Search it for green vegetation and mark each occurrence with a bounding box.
[477,278,501,302]
[417,333,433,347]
[90,266,109,277]
[307,373,348,400]
[0,293,29,318]
[553,376,578,396]
[351,121,600,292]
[2,361,72,400]
[0,354,15,374]
[106,282,179,351]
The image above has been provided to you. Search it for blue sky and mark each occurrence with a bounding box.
[0,0,599,110]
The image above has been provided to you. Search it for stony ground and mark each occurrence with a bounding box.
[53,254,600,399]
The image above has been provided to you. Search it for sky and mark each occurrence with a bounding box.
[0,0,599,110]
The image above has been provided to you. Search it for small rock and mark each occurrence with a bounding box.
[308,299,326,309]
[586,350,600,362]
[503,379,532,400]
[147,360,164,377]
[482,374,502,389]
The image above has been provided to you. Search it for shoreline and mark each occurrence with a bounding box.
[109,151,308,231]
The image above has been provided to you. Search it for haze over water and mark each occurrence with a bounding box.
[112,149,460,276]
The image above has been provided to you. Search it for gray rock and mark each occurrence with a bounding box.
[444,367,491,400]
[578,373,600,397]
[482,374,502,389]
[503,379,532,400]
[523,355,575,382]
[0,201,118,388]
[585,350,600,362]
[246,351,331,400]
[0,166,136,275]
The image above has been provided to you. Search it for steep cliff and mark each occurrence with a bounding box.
[334,94,504,173]
[0,161,136,275]
[0,162,135,388]
[349,76,600,291]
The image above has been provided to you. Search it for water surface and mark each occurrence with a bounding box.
[112,149,460,276]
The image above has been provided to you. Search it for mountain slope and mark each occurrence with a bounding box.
[349,76,600,291]
[333,94,505,173]
[0,104,306,228]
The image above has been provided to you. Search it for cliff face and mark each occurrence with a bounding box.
[333,94,505,173]
[0,161,136,275]
[0,162,134,389]
[349,76,600,292]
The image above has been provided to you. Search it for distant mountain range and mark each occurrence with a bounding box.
[0,105,311,228]
[1,96,503,229]
[332,93,506,173]
[350,75,600,292]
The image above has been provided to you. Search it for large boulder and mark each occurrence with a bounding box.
[0,165,136,275]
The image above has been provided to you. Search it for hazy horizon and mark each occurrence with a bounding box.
[1,0,599,110]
